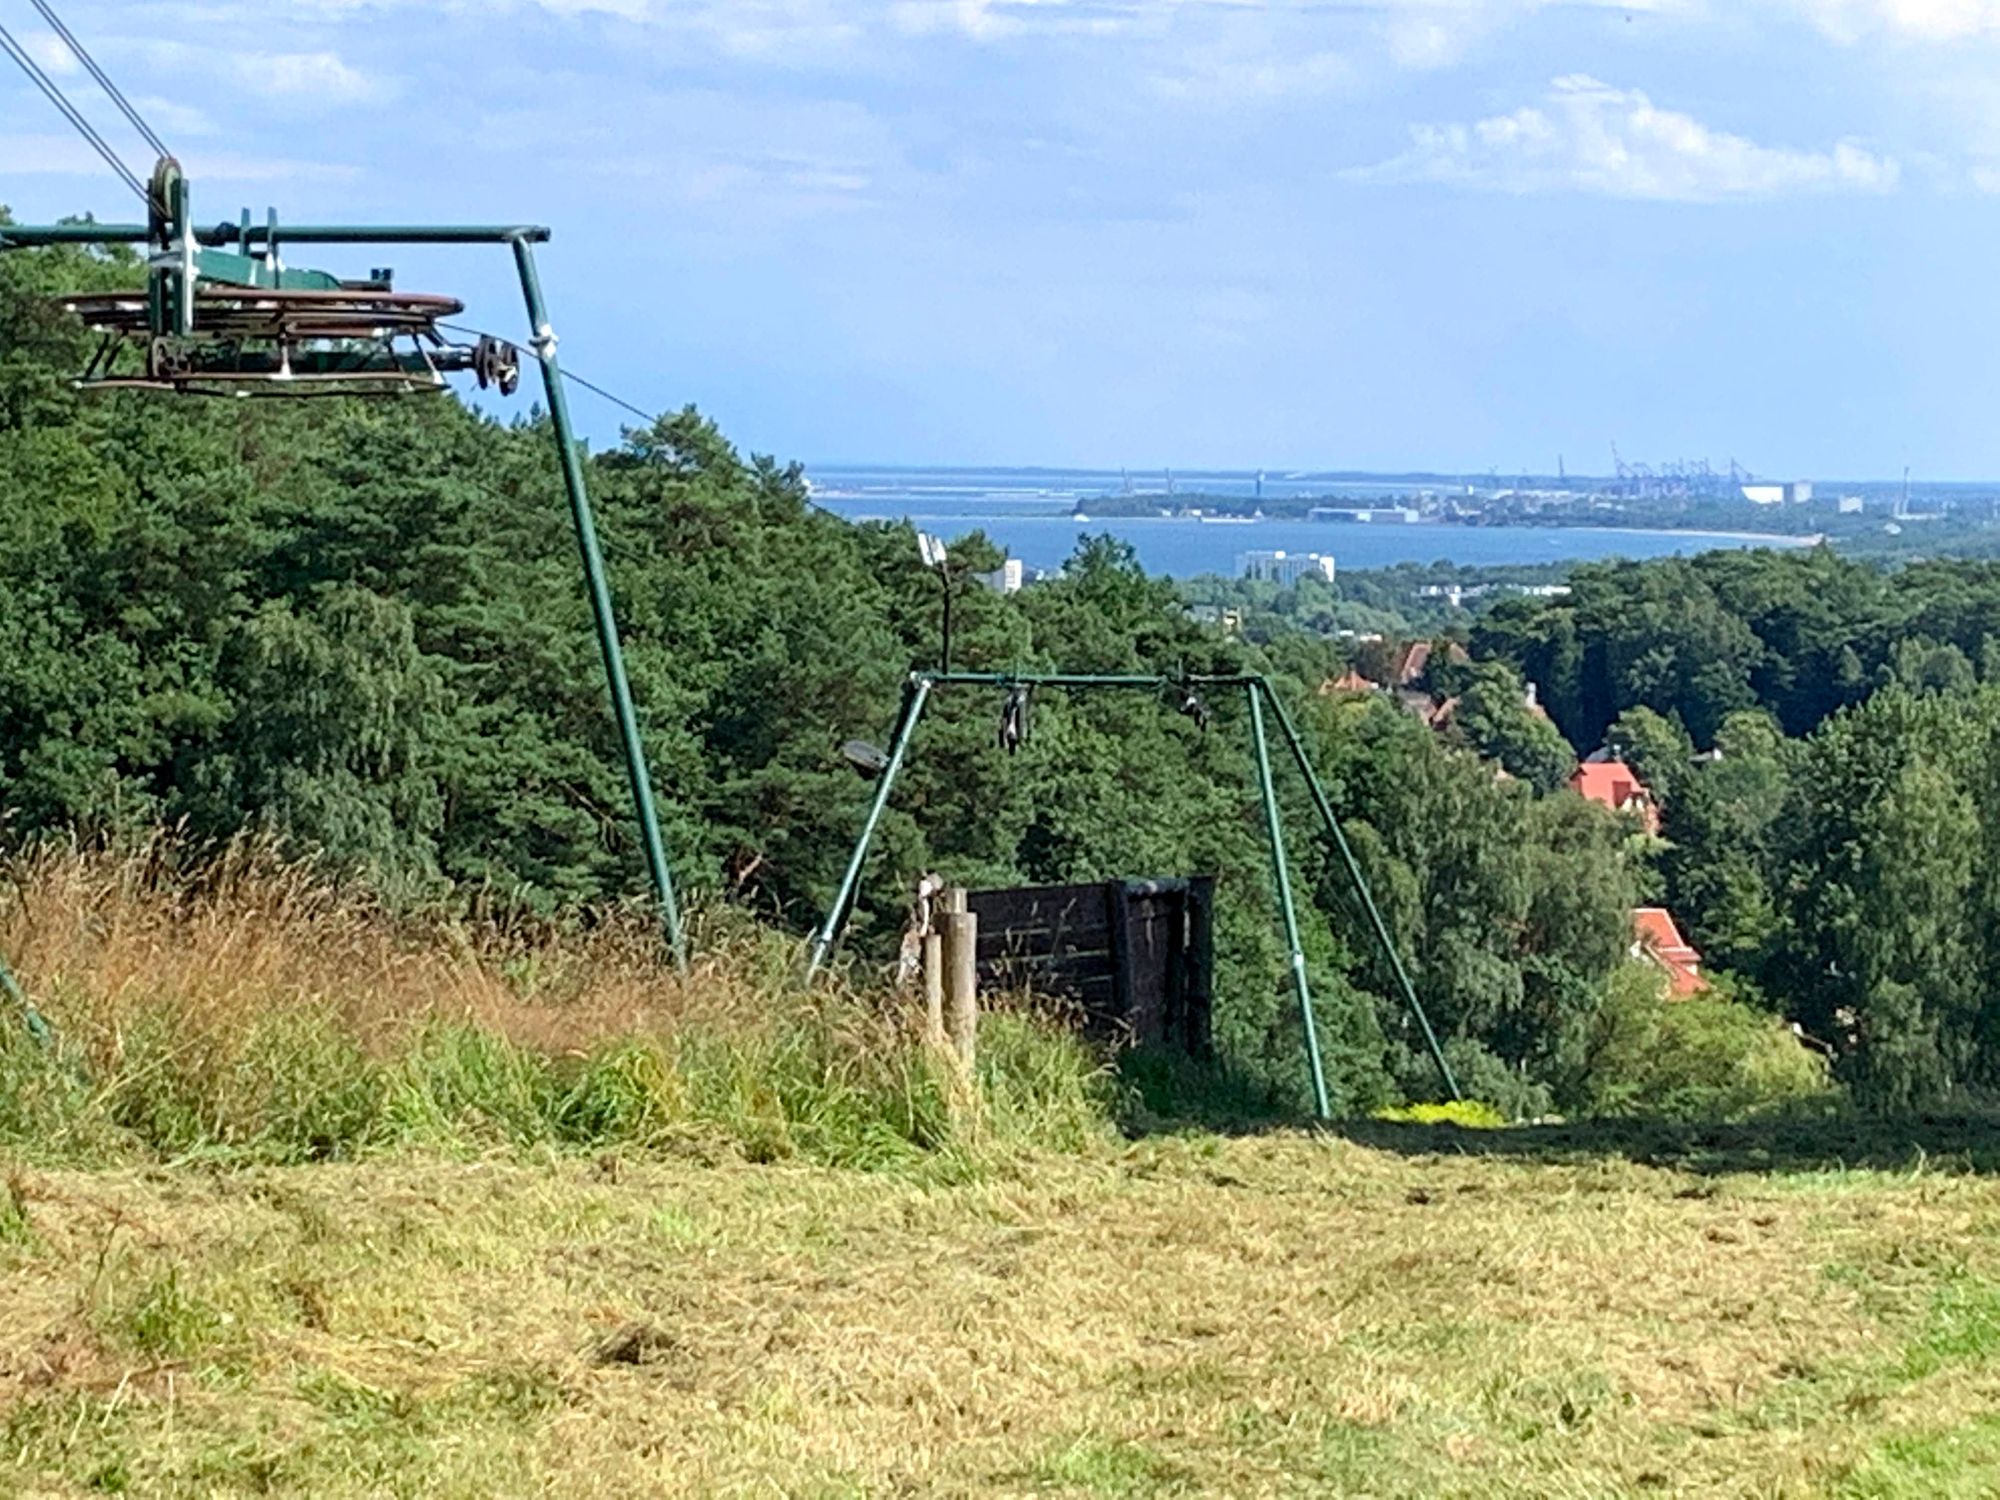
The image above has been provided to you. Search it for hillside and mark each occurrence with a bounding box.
[5,1129,1999,1497]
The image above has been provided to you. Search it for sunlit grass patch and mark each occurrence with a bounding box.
[2,1138,2000,1495]
[1022,1434,1196,1496]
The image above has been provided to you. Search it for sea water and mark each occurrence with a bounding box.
[807,466,1809,576]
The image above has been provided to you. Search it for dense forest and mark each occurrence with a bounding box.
[2,223,1989,1117]
[1466,550,2000,1108]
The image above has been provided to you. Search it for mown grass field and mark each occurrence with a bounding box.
[0,847,1993,1495]
[6,1121,2000,1498]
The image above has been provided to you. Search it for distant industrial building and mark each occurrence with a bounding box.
[1742,481,1814,505]
[976,558,1027,594]
[1238,550,1336,586]
[1308,506,1420,524]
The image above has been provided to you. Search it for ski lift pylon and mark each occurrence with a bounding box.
[55,157,519,398]
[1,158,689,973]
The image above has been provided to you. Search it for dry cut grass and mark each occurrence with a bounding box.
[4,1131,2000,1497]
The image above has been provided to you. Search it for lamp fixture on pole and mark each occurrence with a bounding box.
[917,531,955,675]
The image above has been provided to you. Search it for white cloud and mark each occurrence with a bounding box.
[1347,74,1901,200]
[889,0,1135,41]
[18,29,80,76]
[0,134,114,176]
[1786,0,2000,40]
[234,49,381,101]
[0,133,352,184]
[1364,0,1693,70]
[131,97,218,139]
[691,0,865,59]
[116,38,387,105]
[1150,48,1349,103]
[150,0,2000,55]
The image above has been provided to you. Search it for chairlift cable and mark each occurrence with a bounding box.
[560,368,658,426]
[26,0,169,160]
[440,321,656,424]
[0,18,145,199]
[442,320,837,518]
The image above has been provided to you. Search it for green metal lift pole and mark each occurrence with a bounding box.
[1247,682,1333,1121]
[0,224,554,248]
[1258,681,1461,1102]
[1,952,50,1049]
[805,675,934,980]
[510,234,687,974]
[916,671,1261,690]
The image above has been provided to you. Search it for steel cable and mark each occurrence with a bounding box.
[0,17,145,199]
[28,0,170,160]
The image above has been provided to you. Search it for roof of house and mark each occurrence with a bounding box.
[1389,639,1470,688]
[1321,669,1377,696]
[1571,760,1662,834]
[1393,687,1436,721]
[1571,761,1649,809]
[1393,641,1433,686]
[1633,906,1706,998]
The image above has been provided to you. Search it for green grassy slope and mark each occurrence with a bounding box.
[4,1129,1998,1497]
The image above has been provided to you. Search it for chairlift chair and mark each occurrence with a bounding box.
[55,157,519,399]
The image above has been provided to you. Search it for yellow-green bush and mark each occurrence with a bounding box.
[1584,965,1834,1123]
[1370,1100,1508,1129]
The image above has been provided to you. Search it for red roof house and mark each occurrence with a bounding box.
[1388,639,1470,688]
[1569,760,1661,835]
[1632,907,1707,998]
[1321,669,1377,696]
[1393,640,1433,686]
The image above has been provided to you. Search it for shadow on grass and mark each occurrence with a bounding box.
[1109,1047,2000,1177]
[1113,1049,1308,1138]
[1331,1111,2000,1177]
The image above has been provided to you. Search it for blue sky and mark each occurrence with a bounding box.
[7,0,2000,477]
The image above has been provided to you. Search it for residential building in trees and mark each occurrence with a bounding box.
[1632,908,1707,998]
[1570,760,1662,835]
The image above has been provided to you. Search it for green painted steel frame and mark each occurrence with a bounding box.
[802,668,1461,1115]
[0,210,688,971]
[1,950,50,1049]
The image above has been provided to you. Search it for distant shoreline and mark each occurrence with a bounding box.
[1571,524,1822,547]
[1063,512,1823,549]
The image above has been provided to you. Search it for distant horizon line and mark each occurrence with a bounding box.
[799,462,1988,489]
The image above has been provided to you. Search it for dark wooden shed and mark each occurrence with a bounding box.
[964,876,1214,1055]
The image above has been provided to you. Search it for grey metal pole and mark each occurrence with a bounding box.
[1258,680,1461,1102]
[805,676,934,980]
[1247,683,1333,1120]
[511,236,687,973]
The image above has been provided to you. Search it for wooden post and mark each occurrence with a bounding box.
[921,932,946,1048]
[1107,880,1134,1038]
[940,895,978,1073]
[1184,876,1216,1059]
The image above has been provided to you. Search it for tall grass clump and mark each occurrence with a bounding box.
[0,837,1118,1168]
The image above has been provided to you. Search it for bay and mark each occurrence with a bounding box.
[806,466,1812,576]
